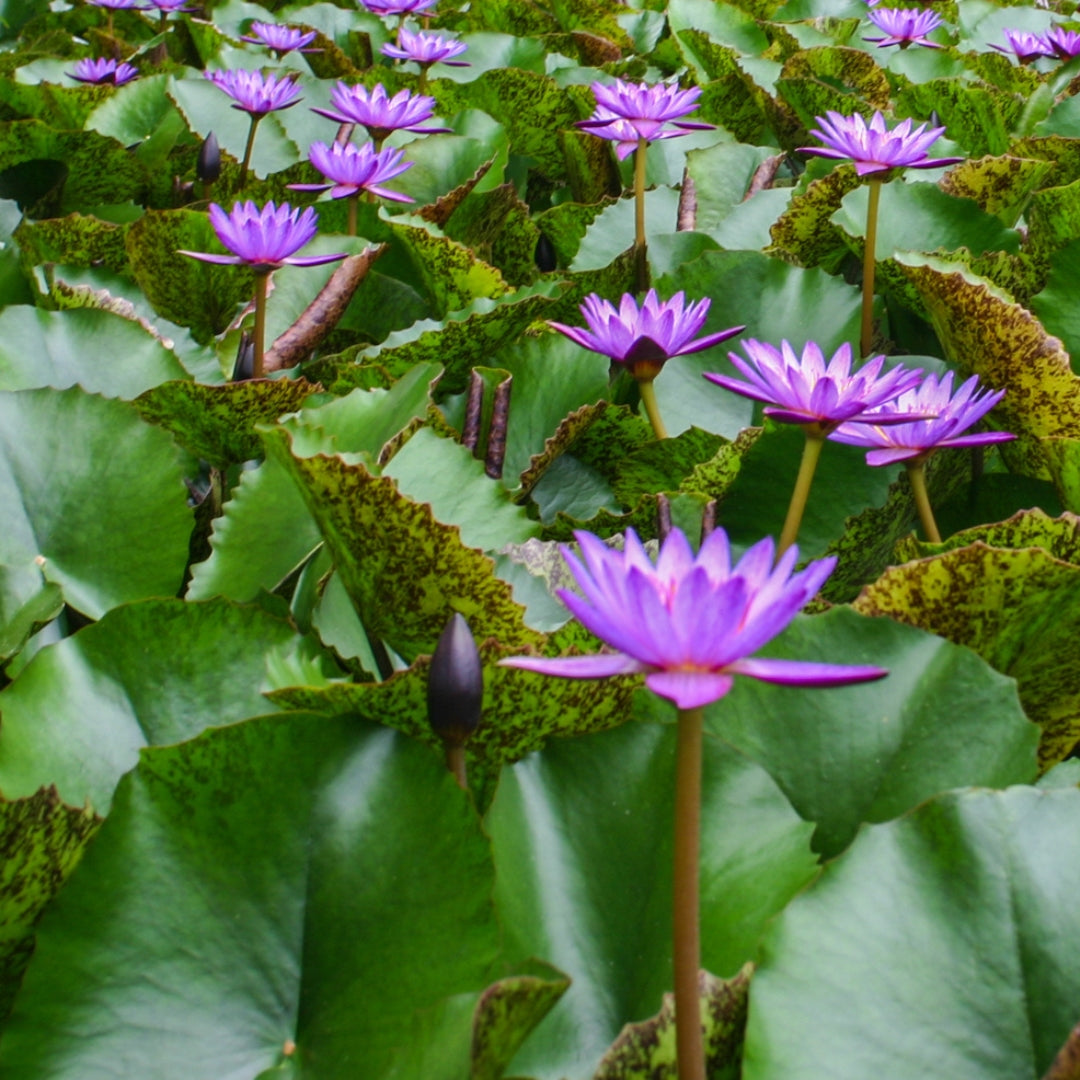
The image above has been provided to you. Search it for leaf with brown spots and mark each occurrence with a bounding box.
[853,543,1080,767]
[899,254,1080,477]
[939,155,1055,227]
[767,164,862,270]
[593,966,751,1080]
[263,427,543,661]
[0,788,100,1023]
[135,378,323,466]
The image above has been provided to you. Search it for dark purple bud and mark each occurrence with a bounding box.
[232,332,255,381]
[534,232,557,272]
[427,613,482,747]
[197,131,221,184]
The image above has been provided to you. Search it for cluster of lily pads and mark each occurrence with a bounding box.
[3,0,1080,1076]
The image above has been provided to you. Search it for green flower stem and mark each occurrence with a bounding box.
[252,271,269,379]
[634,135,649,294]
[860,177,882,358]
[778,431,826,559]
[417,64,430,94]
[906,459,941,542]
[240,115,262,184]
[347,194,359,236]
[445,745,467,791]
[673,704,706,1080]
[637,376,668,440]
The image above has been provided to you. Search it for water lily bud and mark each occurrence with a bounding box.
[534,232,557,272]
[232,333,255,381]
[197,131,221,184]
[427,612,482,748]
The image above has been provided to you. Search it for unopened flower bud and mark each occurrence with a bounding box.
[197,131,221,184]
[427,612,482,748]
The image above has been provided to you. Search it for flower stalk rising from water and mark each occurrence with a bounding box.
[178,201,346,378]
[578,80,711,293]
[550,290,744,439]
[705,340,926,555]
[829,371,1015,541]
[501,526,886,1080]
[801,110,962,355]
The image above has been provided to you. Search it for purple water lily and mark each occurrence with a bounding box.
[67,58,139,85]
[705,340,927,433]
[381,27,469,65]
[828,371,1015,465]
[290,141,414,202]
[992,29,1055,63]
[206,69,302,117]
[311,83,449,142]
[1046,26,1080,58]
[801,110,964,176]
[577,79,712,158]
[362,0,437,13]
[241,22,319,55]
[865,7,943,48]
[178,201,346,271]
[500,526,887,709]
[87,0,144,10]
[146,0,194,13]
[550,290,744,375]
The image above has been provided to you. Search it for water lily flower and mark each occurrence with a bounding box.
[206,69,303,118]
[828,371,1015,466]
[241,21,319,55]
[801,110,964,176]
[552,290,744,439]
[500,526,887,708]
[290,141,414,202]
[311,83,450,143]
[551,290,743,376]
[67,58,139,85]
[705,340,926,434]
[991,29,1055,63]
[87,0,144,10]
[1045,26,1080,59]
[362,0,437,13]
[381,27,469,66]
[577,79,712,156]
[864,7,943,48]
[177,201,346,271]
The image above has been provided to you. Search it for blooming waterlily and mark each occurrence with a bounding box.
[829,371,1014,466]
[362,0,437,13]
[381,28,468,65]
[576,79,712,155]
[241,22,319,55]
[991,29,1055,63]
[801,110,964,176]
[206,69,302,118]
[311,83,449,144]
[501,526,887,709]
[551,290,743,439]
[1047,26,1080,59]
[864,7,943,48]
[67,58,139,85]
[291,141,414,202]
[705,340,925,434]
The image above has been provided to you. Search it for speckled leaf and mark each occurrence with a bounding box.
[559,128,622,206]
[0,387,190,621]
[766,163,862,269]
[894,79,1019,157]
[264,427,542,660]
[676,33,771,143]
[15,213,129,276]
[471,968,572,1080]
[0,788,100,1023]
[310,289,556,396]
[940,155,1056,227]
[779,46,891,123]
[269,640,638,805]
[0,306,187,398]
[854,543,1080,767]
[125,208,254,342]
[1025,178,1080,260]
[443,182,541,287]
[0,119,145,212]
[743,787,1080,1080]
[701,605,1037,856]
[486,721,817,1080]
[0,597,299,813]
[1030,239,1080,369]
[893,508,1080,565]
[187,456,322,603]
[135,378,323,466]
[593,967,751,1080]
[611,428,726,506]
[900,254,1080,476]
[0,718,518,1080]
[1043,436,1080,511]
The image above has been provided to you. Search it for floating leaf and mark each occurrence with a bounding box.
[941,154,1056,228]
[853,542,1080,767]
[894,79,1019,157]
[744,786,1080,1080]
